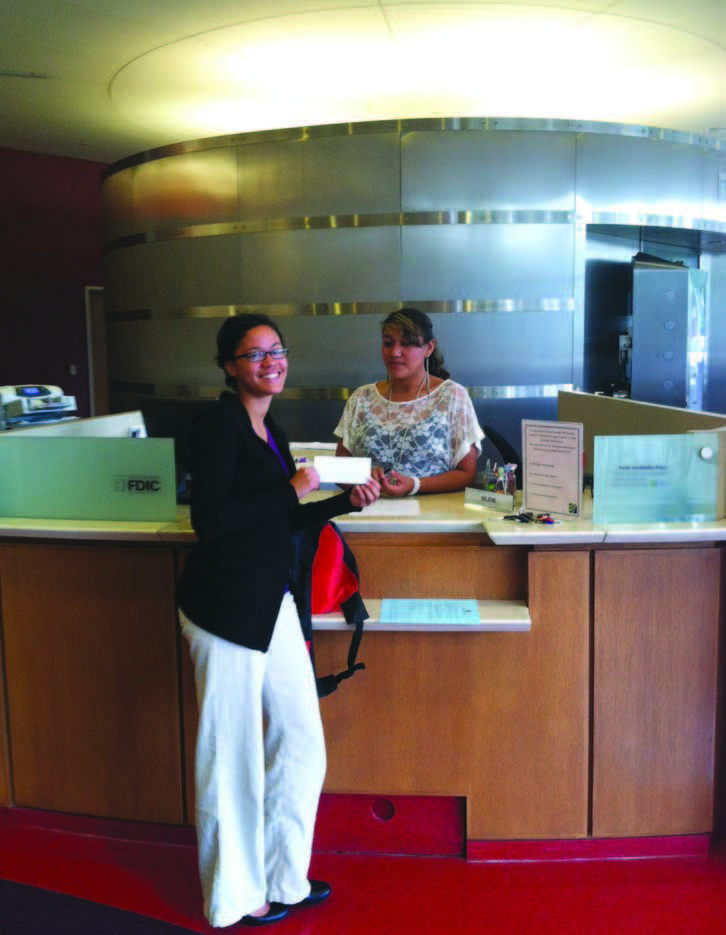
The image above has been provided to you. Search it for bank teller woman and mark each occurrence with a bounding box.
[176,313,380,928]
[334,307,484,496]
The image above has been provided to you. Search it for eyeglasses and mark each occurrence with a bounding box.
[233,348,289,363]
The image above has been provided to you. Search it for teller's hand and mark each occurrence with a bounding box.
[371,465,387,485]
[379,470,414,498]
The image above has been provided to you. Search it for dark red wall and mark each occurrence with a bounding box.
[0,148,108,417]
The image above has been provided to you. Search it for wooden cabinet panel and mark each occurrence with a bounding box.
[316,549,590,840]
[344,534,527,601]
[175,547,197,824]
[593,548,720,836]
[0,542,183,823]
[181,635,197,824]
[0,580,11,806]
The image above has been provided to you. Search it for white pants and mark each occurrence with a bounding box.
[180,593,326,928]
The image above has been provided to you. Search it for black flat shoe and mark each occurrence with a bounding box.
[295,880,332,907]
[241,903,289,926]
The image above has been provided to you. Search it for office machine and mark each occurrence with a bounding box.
[630,255,708,410]
[0,384,77,430]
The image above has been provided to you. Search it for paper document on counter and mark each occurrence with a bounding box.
[381,599,479,625]
[358,499,420,515]
[313,456,371,484]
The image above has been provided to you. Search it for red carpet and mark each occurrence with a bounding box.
[2,809,726,933]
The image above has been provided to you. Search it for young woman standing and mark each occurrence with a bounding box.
[176,313,379,927]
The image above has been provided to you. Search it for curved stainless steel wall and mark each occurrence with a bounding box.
[101,118,726,444]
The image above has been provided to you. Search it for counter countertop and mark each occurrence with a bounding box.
[483,515,726,545]
[0,513,180,542]
[2,493,726,544]
[0,493,487,542]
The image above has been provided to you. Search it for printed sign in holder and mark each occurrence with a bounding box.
[593,432,724,524]
[521,420,584,519]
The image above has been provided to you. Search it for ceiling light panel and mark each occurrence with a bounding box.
[107,2,726,142]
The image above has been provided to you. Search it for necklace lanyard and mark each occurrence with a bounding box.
[386,374,430,472]
[266,427,290,477]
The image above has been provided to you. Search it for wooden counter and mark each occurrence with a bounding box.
[0,497,723,849]
[0,539,183,824]
[312,538,590,841]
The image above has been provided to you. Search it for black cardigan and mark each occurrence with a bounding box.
[175,391,360,651]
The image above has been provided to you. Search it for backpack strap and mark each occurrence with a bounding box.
[311,521,368,697]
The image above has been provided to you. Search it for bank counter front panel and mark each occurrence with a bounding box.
[1,485,722,859]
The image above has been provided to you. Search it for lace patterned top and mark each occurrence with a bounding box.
[334,380,484,478]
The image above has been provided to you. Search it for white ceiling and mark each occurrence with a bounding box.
[1,0,725,165]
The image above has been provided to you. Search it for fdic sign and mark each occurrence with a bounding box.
[114,475,162,493]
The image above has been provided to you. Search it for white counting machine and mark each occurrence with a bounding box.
[0,384,77,430]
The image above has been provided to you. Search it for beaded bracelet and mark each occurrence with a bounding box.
[408,476,421,496]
